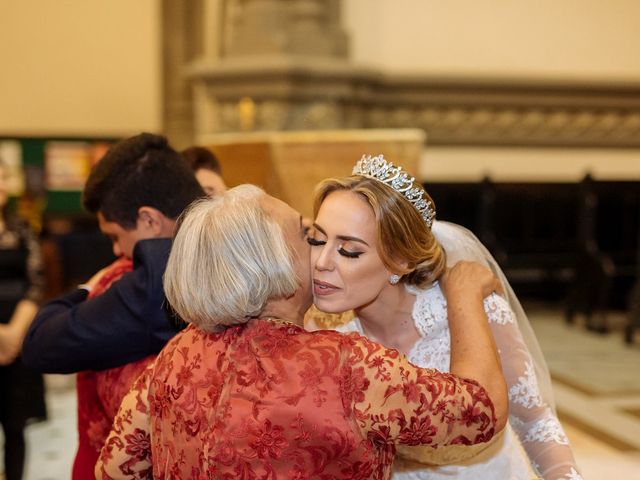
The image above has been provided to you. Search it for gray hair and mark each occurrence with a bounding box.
[163,184,299,331]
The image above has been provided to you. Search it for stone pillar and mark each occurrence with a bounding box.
[188,0,364,137]
[161,0,206,148]
[223,0,347,57]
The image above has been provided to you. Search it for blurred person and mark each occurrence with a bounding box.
[97,185,507,479]
[0,160,46,480]
[181,145,227,197]
[21,133,204,479]
[307,154,582,480]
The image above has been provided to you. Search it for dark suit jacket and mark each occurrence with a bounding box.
[22,238,183,374]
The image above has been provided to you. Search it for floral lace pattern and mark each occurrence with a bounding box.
[97,321,498,479]
[339,283,581,480]
[519,417,570,445]
[509,361,544,409]
[405,284,450,372]
[483,294,516,325]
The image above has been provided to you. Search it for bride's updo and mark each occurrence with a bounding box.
[314,175,446,288]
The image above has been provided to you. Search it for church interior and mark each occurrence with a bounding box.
[1,1,640,478]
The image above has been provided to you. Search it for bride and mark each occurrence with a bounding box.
[306,154,582,480]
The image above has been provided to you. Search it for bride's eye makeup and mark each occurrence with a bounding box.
[307,236,325,246]
[308,224,366,257]
[338,245,363,259]
[306,226,327,247]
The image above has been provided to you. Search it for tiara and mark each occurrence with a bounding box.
[352,154,436,228]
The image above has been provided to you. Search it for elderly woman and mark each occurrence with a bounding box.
[96,184,507,479]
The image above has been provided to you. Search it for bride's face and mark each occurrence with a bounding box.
[309,190,392,313]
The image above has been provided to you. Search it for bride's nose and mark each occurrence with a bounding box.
[313,244,333,271]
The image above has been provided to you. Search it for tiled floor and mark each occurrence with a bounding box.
[22,378,77,480]
[529,309,640,456]
[1,309,639,479]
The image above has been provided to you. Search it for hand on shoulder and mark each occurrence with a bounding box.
[440,261,503,301]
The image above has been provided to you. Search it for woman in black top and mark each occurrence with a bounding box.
[0,160,46,480]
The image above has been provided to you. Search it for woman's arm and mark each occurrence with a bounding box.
[0,224,43,365]
[344,332,501,451]
[0,299,38,365]
[484,294,582,480]
[440,261,509,433]
[96,366,154,479]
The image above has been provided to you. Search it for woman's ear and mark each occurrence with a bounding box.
[391,258,411,275]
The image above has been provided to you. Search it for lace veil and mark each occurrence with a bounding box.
[431,220,556,412]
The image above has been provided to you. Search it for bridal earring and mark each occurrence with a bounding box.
[389,274,401,285]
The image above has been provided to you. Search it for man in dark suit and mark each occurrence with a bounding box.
[22,132,204,373]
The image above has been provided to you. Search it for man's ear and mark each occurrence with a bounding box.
[137,207,164,236]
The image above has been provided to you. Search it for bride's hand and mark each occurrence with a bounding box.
[440,261,503,301]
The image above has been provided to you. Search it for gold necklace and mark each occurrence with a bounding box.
[260,316,299,327]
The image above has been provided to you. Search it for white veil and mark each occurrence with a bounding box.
[432,220,556,412]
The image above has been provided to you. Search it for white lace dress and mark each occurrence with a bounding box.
[336,284,583,480]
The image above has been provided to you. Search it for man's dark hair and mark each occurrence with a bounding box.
[83,133,204,229]
[180,146,222,175]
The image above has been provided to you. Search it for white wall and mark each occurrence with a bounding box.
[0,0,161,136]
[343,0,640,180]
[344,0,640,81]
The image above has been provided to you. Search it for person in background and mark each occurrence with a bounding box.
[21,133,204,479]
[181,145,227,197]
[97,185,508,479]
[0,159,46,480]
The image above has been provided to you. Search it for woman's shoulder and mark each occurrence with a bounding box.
[160,323,231,354]
[408,281,444,299]
[409,282,449,335]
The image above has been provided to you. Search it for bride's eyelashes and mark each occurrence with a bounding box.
[307,236,363,259]
[306,237,325,246]
[338,247,363,259]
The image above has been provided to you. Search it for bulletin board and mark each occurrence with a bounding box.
[0,136,118,214]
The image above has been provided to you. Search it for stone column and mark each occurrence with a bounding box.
[223,0,347,57]
[188,0,365,138]
[161,0,206,148]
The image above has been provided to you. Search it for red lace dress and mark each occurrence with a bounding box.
[72,258,155,480]
[97,320,498,479]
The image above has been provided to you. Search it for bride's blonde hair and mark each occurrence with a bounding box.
[314,176,446,288]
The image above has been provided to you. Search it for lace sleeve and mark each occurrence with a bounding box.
[96,366,154,479]
[343,334,498,451]
[484,294,582,480]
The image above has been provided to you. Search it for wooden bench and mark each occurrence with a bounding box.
[425,177,640,341]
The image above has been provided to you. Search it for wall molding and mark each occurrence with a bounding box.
[364,75,640,147]
[173,1,640,148]
[191,61,640,148]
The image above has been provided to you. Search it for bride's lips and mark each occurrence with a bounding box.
[313,279,340,296]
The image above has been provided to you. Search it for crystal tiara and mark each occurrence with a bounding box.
[352,154,436,228]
